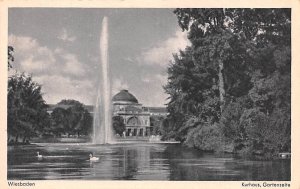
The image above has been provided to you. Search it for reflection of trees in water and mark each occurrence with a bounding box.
[229,160,291,181]
[163,145,290,181]
[115,145,172,180]
[120,148,138,179]
[116,146,151,180]
[163,144,205,180]
[86,146,160,180]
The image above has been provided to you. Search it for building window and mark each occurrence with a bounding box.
[127,117,141,126]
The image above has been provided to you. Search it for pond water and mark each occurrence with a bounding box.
[7,143,290,180]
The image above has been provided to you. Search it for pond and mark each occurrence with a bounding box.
[7,143,290,180]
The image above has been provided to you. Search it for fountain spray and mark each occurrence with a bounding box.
[93,17,112,144]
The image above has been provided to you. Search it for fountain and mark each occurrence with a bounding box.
[93,17,113,144]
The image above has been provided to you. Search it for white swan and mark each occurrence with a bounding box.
[89,153,99,161]
[36,151,43,158]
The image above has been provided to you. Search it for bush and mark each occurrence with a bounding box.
[185,122,223,152]
[112,116,125,135]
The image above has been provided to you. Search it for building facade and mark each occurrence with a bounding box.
[112,90,153,137]
[47,90,168,137]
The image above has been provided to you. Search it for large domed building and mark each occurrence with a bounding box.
[112,90,150,136]
[112,89,139,104]
[47,89,168,137]
[112,90,167,137]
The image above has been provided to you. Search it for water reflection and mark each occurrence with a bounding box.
[7,143,290,180]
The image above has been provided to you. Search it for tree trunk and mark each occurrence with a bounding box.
[218,59,225,113]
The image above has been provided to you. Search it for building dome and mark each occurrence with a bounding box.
[112,90,138,103]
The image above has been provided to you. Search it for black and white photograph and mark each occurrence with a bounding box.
[3,3,295,184]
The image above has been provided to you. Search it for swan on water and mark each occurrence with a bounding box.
[36,151,42,158]
[89,153,99,161]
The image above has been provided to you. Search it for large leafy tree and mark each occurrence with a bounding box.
[231,9,291,154]
[50,100,93,137]
[7,73,50,143]
[174,9,228,112]
[165,8,290,156]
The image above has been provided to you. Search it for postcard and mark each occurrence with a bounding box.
[1,0,299,189]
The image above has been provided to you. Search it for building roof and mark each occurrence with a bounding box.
[148,107,167,113]
[112,90,138,103]
[125,105,142,113]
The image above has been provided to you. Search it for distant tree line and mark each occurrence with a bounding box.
[162,8,290,158]
[7,74,93,144]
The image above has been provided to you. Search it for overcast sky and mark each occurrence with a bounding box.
[8,8,189,107]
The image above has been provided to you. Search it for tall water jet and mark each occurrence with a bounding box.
[93,17,113,144]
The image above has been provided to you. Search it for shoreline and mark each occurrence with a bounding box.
[7,139,289,160]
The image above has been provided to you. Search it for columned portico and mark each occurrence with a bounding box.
[125,126,150,137]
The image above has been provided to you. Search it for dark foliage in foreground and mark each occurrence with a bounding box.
[8,73,50,143]
[162,8,290,158]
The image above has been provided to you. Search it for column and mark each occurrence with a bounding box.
[140,128,143,136]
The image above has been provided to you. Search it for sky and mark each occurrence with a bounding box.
[8,8,189,107]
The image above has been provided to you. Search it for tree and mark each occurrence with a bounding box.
[174,9,229,112]
[173,8,290,108]
[50,107,68,136]
[112,116,125,136]
[150,116,165,135]
[232,9,291,155]
[165,8,290,156]
[50,99,93,137]
[7,73,50,143]
[8,46,14,70]
[185,123,222,152]
[81,110,93,136]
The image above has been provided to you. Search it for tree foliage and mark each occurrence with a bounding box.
[112,116,125,135]
[163,8,291,158]
[150,116,165,135]
[50,100,93,137]
[7,73,50,143]
[7,46,93,142]
[185,123,222,152]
